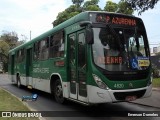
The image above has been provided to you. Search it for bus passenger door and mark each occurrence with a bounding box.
[26,48,33,88]
[69,31,87,102]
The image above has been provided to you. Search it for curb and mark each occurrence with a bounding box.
[152,87,160,91]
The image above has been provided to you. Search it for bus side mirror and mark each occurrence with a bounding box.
[79,21,94,44]
[86,28,94,44]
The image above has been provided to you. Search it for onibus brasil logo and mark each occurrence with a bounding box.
[22,94,38,101]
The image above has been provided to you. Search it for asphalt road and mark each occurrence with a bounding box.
[0,74,160,120]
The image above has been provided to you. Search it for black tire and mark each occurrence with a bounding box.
[17,75,21,88]
[54,79,65,104]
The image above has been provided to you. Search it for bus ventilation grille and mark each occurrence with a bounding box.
[113,90,146,101]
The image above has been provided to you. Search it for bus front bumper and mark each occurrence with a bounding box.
[87,84,152,104]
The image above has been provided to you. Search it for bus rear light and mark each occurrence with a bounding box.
[92,74,108,90]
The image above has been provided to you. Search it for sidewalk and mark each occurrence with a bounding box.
[130,88,160,108]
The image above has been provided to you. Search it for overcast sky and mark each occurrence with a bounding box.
[0,0,160,50]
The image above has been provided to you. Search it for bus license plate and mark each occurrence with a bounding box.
[125,96,137,101]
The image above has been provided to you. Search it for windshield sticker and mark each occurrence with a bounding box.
[97,56,122,64]
[130,57,150,69]
[130,58,138,69]
[137,57,150,67]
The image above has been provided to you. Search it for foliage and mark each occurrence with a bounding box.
[0,40,10,58]
[72,0,84,7]
[1,31,18,49]
[104,1,118,12]
[53,0,101,26]
[126,0,159,14]
[83,0,100,10]
[117,0,134,15]
[0,31,26,49]
[0,40,9,72]
[84,5,101,11]
[152,78,160,87]
[0,31,26,72]
[52,5,80,26]
[52,0,134,26]
[104,0,133,15]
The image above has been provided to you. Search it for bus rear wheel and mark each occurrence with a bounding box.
[54,79,65,104]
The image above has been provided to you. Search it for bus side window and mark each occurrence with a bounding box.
[39,37,49,60]
[20,49,24,62]
[49,31,64,58]
[50,35,54,58]
[34,42,40,60]
[16,49,24,63]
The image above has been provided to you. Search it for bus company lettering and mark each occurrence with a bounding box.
[97,56,122,64]
[33,67,49,73]
[112,17,136,26]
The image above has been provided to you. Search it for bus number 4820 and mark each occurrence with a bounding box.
[114,83,124,88]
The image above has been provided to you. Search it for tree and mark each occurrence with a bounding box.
[52,0,134,27]
[0,40,9,59]
[104,0,134,15]
[84,5,101,11]
[104,1,118,12]
[72,0,84,7]
[0,40,10,72]
[126,0,159,14]
[117,0,134,15]
[52,5,80,26]
[52,0,101,26]
[0,31,18,49]
[0,31,26,49]
[83,0,101,11]
[0,31,26,72]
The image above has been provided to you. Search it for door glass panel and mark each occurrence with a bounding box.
[78,33,87,97]
[69,35,76,94]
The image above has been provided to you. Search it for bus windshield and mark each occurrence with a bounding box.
[92,26,150,71]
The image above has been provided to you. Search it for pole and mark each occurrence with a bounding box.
[30,31,31,40]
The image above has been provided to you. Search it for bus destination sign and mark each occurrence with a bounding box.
[95,13,136,26]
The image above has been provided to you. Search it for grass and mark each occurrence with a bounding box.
[152,78,160,88]
[0,88,39,120]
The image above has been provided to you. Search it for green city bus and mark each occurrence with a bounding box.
[8,11,152,105]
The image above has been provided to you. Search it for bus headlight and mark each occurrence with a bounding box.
[92,74,108,89]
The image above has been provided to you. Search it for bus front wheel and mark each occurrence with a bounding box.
[54,79,65,104]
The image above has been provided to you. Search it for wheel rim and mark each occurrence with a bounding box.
[55,80,64,103]
[56,84,62,98]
